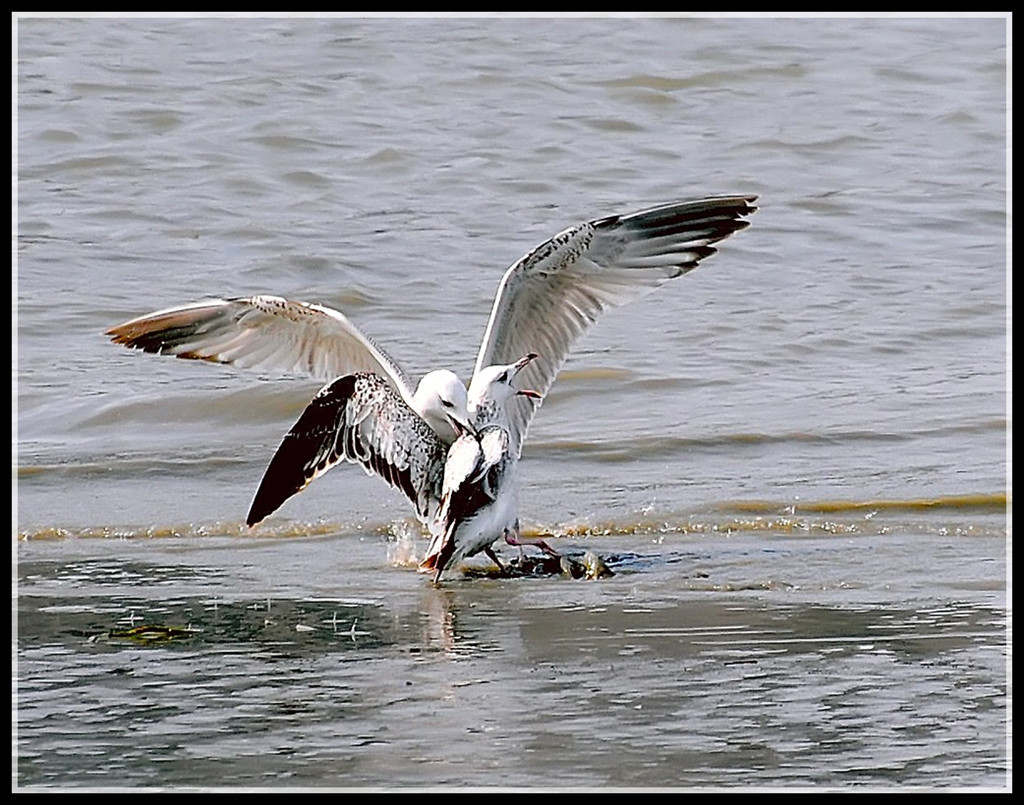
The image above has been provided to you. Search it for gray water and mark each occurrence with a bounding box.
[15,14,1009,791]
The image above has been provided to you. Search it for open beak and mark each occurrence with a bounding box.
[512,352,542,402]
[445,410,477,439]
[512,352,539,372]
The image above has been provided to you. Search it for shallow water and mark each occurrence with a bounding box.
[15,14,1010,791]
[16,525,1007,789]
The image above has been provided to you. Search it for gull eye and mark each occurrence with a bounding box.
[440,398,454,409]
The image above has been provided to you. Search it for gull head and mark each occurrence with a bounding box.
[412,369,470,445]
[468,352,543,411]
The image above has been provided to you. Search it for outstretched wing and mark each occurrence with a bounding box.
[107,294,415,402]
[246,372,446,527]
[473,195,758,455]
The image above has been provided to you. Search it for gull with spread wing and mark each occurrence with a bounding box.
[420,352,559,581]
[108,195,757,574]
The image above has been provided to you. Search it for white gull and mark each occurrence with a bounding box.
[107,195,757,573]
[422,352,557,581]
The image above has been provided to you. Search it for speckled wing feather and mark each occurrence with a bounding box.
[246,372,446,527]
[107,294,415,402]
[473,195,758,456]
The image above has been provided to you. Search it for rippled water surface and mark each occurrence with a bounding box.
[15,14,1009,791]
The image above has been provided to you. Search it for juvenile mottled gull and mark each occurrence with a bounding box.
[108,195,757,576]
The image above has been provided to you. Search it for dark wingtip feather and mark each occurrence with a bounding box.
[246,431,315,527]
[246,376,358,526]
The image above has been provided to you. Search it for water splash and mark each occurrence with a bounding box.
[16,492,1008,543]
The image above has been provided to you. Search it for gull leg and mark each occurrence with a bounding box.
[508,527,526,561]
[484,546,507,575]
[504,522,559,557]
[500,527,527,562]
